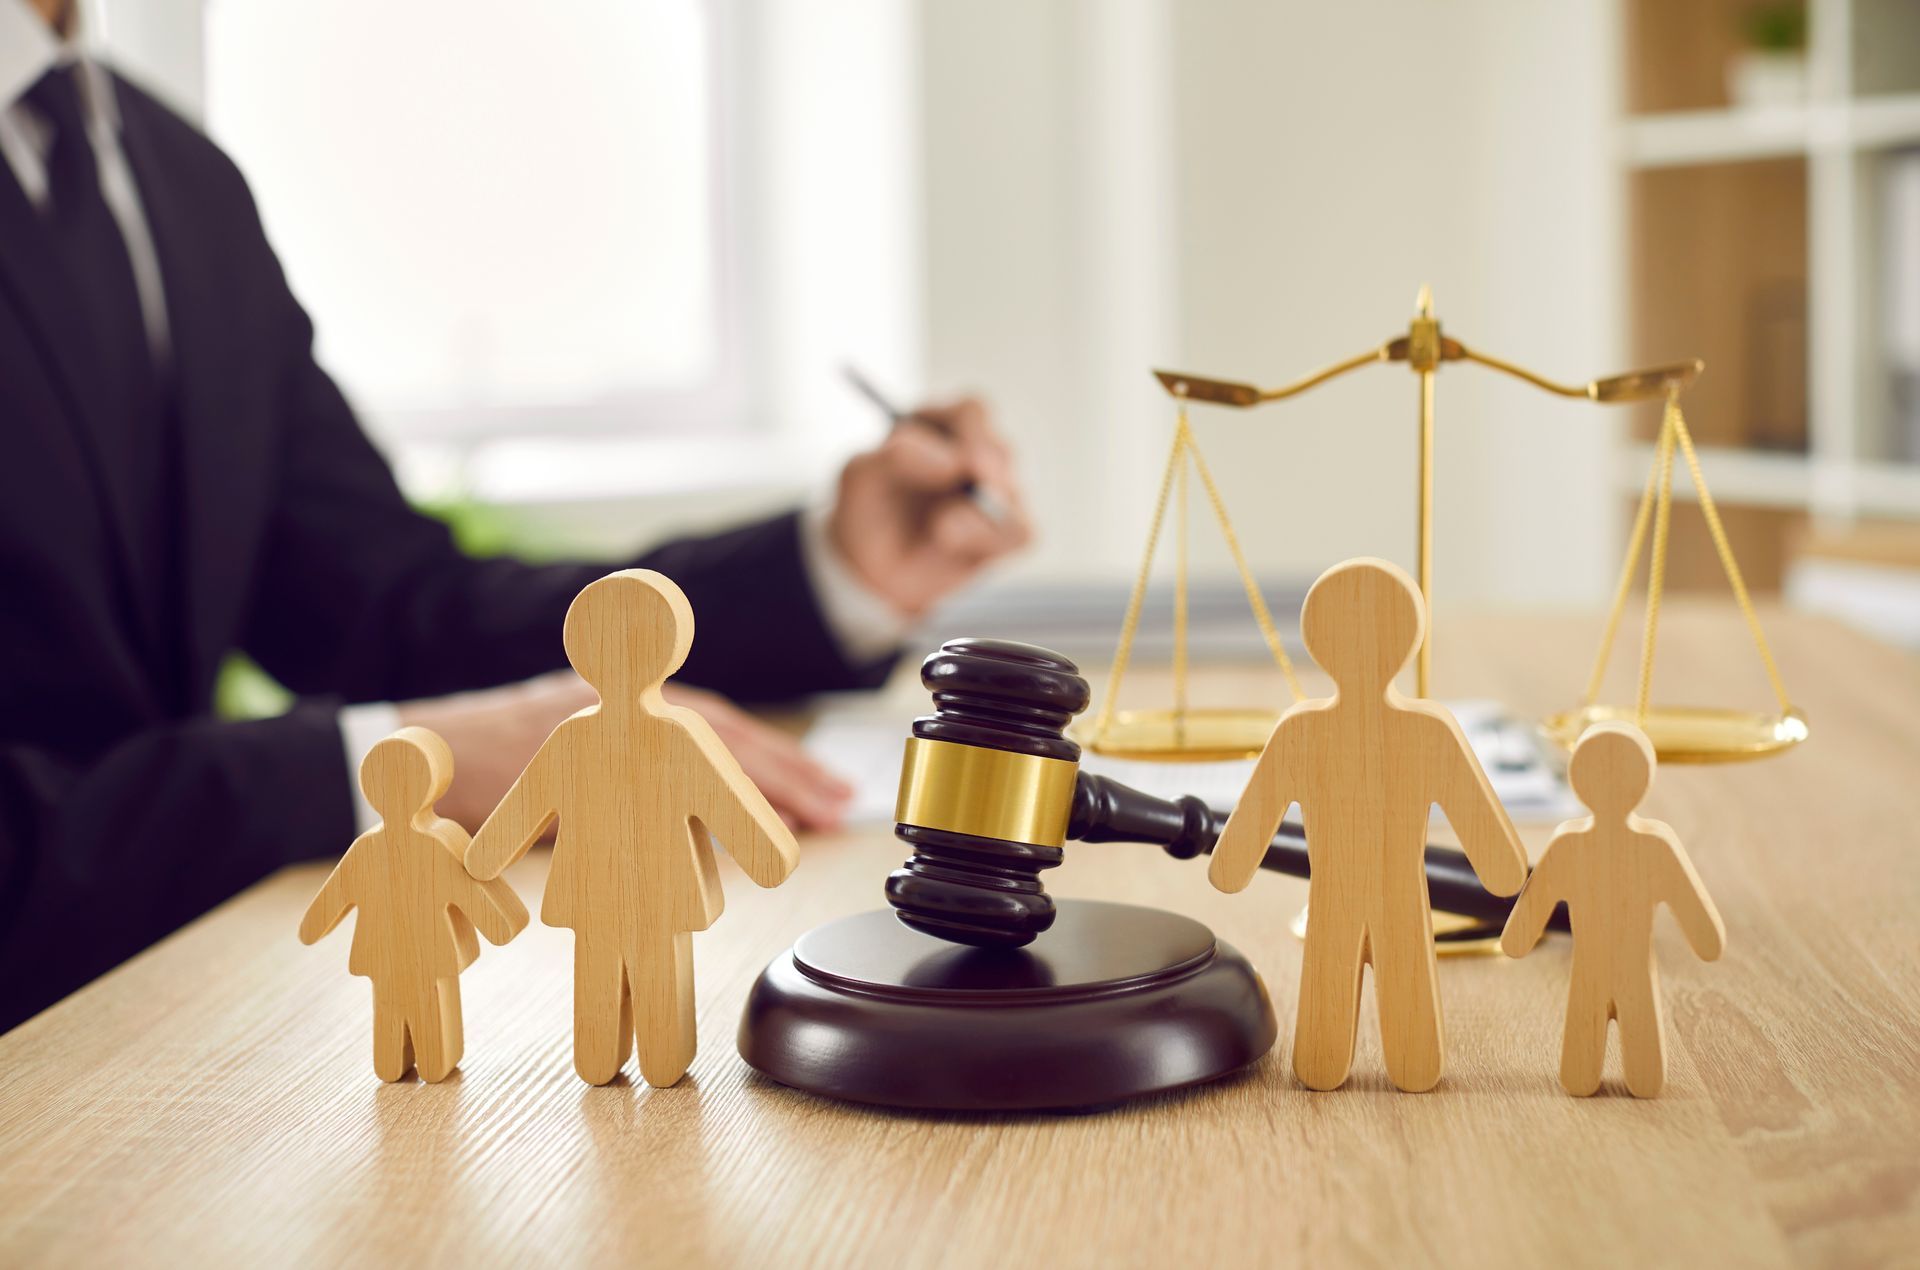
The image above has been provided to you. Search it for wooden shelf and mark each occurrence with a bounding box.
[1617,444,1809,510]
[1617,444,1920,520]
[1629,158,1808,452]
[1850,93,1920,147]
[1621,94,1920,169]
[1855,459,1920,515]
[1622,107,1815,169]
[1615,0,1920,591]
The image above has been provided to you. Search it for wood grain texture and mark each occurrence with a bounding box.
[1212,559,1529,1092]
[1503,721,1727,1097]
[298,727,529,1082]
[0,605,1915,1268]
[465,570,799,1087]
[1629,157,1808,460]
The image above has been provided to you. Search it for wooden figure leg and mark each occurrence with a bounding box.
[1558,981,1611,1097]
[439,978,466,1074]
[372,982,415,1083]
[1615,967,1668,1099]
[573,936,634,1086]
[632,932,696,1089]
[414,980,463,1084]
[1374,918,1445,1093]
[1293,913,1367,1091]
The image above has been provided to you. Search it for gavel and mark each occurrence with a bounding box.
[886,637,1561,948]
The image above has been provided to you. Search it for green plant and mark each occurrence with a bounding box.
[213,652,295,721]
[1744,3,1807,52]
[414,494,519,558]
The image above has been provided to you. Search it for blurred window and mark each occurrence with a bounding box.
[203,0,742,444]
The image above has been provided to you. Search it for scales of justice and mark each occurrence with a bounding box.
[1081,285,1808,765]
[738,288,1807,1114]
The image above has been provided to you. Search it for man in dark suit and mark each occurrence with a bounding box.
[0,0,1030,1030]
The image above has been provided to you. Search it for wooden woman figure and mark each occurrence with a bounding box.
[1501,720,1726,1097]
[1211,557,1529,1093]
[465,569,799,1088]
[299,727,529,1082]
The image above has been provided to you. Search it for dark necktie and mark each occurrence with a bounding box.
[26,65,178,686]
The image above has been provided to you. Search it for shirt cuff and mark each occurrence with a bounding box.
[337,701,403,834]
[798,501,912,665]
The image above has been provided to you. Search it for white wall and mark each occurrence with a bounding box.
[748,0,924,468]
[922,0,1623,611]
[91,0,1626,611]
[919,0,1177,583]
[88,0,203,116]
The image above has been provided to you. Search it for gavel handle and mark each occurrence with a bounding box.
[1067,772,1565,933]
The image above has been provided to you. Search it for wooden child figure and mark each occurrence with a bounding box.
[465,569,799,1088]
[1501,721,1725,1097]
[1211,557,1529,1092]
[299,727,530,1082]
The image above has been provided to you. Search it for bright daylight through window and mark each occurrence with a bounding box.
[204,0,725,444]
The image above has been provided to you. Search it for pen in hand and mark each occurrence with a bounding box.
[842,364,1011,525]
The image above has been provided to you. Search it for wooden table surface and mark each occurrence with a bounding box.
[2,608,1916,1268]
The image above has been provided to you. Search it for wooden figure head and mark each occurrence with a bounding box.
[1567,720,1656,818]
[1299,557,1426,695]
[359,727,455,825]
[562,569,695,704]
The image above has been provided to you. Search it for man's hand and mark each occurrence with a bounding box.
[658,683,852,831]
[827,396,1032,619]
[394,673,852,832]
[395,672,591,832]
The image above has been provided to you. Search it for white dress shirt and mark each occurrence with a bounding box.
[0,0,905,832]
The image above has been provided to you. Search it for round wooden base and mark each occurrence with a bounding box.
[737,900,1277,1112]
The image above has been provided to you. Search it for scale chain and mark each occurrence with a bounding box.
[1091,410,1189,743]
[1670,408,1794,713]
[1180,416,1305,702]
[1584,425,1663,707]
[1174,442,1190,746]
[1093,403,1306,748]
[1636,398,1679,723]
[1586,390,1796,727]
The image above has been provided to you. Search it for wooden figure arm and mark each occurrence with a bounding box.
[675,716,798,889]
[1657,831,1727,962]
[1437,732,1529,898]
[438,849,530,945]
[1210,726,1294,894]
[1500,846,1564,959]
[463,879,530,946]
[297,853,359,944]
[465,748,558,881]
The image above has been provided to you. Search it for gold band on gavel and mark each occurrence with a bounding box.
[894,738,1079,847]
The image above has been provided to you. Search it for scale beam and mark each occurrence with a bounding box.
[1153,350,1704,410]
[1461,350,1705,403]
[1152,344,1388,407]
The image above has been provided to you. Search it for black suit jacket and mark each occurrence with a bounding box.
[0,75,893,1031]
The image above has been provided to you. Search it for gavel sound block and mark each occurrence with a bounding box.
[739,639,1278,1112]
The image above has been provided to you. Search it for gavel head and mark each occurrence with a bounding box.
[885,638,1090,948]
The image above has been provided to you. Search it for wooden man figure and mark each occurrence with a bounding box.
[299,727,529,1082]
[465,569,799,1088]
[1211,557,1529,1092]
[1502,721,1725,1097]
